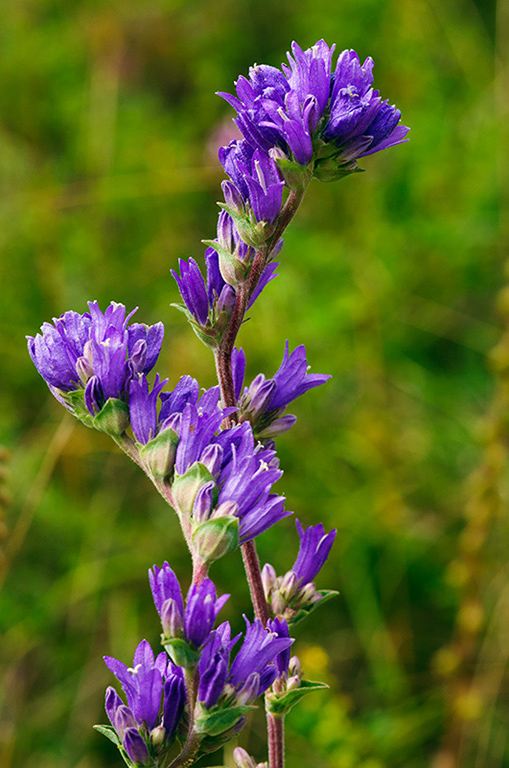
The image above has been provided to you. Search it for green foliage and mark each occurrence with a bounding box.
[0,1,506,767]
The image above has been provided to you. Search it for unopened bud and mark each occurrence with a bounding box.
[150,725,166,748]
[192,481,215,523]
[295,581,317,607]
[281,570,299,601]
[139,427,178,480]
[123,728,150,766]
[235,672,260,705]
[288,656,301,678]
[93,398,130,436]
[161,598,183,638]
[271,590,288,616]
[192,515,239,563]
[261,563,277,599]
[114,705,137,737]
[199,443,223,477]
[234,747,257,768]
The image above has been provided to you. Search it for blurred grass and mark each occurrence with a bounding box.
[0,0,508,766]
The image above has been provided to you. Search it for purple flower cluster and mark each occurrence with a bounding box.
[172,417,291,555]
[220,142,284,227]
[149,562,229,649]
[104,640,185,766]
[232,342,330,438]
[198,616,293,709]
[262,519,336,622]
[172,246,279,343]
[219,40,409,174]
[102,566,294,757]
[27,301,163,419]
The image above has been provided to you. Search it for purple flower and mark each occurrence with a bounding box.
[27,301,164,417]
[266,617,292,677]
[220,140,284,225]
[218,65,290,155]
[172,247,278,339]
[219,40,408,173]
[214,427,291,543]
[103,639,185,754]
[232,342,331,438]
[292,519,337,586]
[198,617,293,709]
[129,373,169,445]
[322,49,408,159]
[149,562,229,649]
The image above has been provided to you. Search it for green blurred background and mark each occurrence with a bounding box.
[1,0,507,766]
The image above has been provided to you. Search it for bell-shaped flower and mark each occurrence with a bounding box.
[232,342,330,438]
[99,639,185,764]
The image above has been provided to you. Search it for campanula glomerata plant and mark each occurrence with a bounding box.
[28,40,408,768]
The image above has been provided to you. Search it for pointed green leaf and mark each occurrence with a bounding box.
[195,704,255,737]
[93,724,122,747]
[288,589,339,627]
[266,679,329,716]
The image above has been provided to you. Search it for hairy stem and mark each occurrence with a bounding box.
[241,539,269,624]
[267,713,285,768]
[168,668,202,768]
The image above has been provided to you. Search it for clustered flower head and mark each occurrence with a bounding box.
[219,40,409,183]
[102,640,185,767]
[262,519,337,624]
[232,341,331,439]
[102,568,294,764]
[27,301,164,435]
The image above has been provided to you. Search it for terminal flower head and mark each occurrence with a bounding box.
[219,40,408,178]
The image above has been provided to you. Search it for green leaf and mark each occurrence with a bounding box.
[288,589,339,627]
[93,724,122,747]
[195,704,255,736]
[163,637,201,668]
[265,679,329,716]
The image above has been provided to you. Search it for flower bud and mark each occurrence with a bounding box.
[172,462,215,518]
[261,563,277,599]
[234,747,258,768]
[114,705,137,737]
[192,515,239,563]
[280,570,299,601]
[295,581,317,607]
[288,656,301,678]
[235,672,260,705]
[93,398,130,436]
[139,427,179,480]
[161,598,183,639]
[271,590,288,616]
[123,728,150,766]
[199,443,223,477]
[192,481,215,523]
[150,725,166,749]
